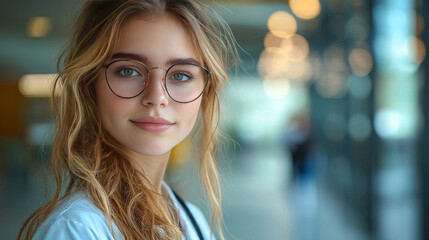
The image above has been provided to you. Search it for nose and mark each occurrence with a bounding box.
[140,68,169,107]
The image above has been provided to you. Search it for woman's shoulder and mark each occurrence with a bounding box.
[33,191,121,240]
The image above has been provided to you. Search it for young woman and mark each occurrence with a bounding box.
[18,0,237,239]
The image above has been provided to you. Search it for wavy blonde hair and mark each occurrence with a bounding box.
[18,0,237,239]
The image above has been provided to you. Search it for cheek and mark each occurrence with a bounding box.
[185,100,201,125]
[173,99,202,132]
[95,76,128,126]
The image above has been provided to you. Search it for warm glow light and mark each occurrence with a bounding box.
[284,58,312,82]
[257,47,289,77]
[260,33,312,82]
[19,74,57,97]
[289,0,321,20]
[281,34,310,62]
[278,36,294,54]
[27,17,52,37]
[264,32,284,48]
[348,48,373,76]
[407,36,426,65]
[263,77,290,99]
[267,11,297,38]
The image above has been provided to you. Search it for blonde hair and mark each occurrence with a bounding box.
[18,0,237,239]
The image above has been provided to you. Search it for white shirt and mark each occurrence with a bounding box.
[33,182,215,240]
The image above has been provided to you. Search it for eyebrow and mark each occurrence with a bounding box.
[111,52,202,66]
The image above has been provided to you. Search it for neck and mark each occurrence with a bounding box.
[128,150,171,192]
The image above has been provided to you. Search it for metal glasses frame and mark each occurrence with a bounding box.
[102,59,211,103]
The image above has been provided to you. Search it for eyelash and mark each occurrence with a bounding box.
[171,72,192,77]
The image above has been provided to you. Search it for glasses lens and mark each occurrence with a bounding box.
[105,60,147,98]
[165,64,208,102]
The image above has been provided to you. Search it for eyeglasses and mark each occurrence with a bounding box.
[103,60,211,103]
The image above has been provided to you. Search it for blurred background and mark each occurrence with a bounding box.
[0,0,428,239]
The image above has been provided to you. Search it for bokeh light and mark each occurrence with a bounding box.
[283,58,312,83]
[267,11,297,38]
[348,48,373,76]
[18,74,57,97]
[282,34,310,62]
[257,47,289,77]
[27,17,52,37]
[264,32,284,48]
[374,109,402,139]
[407,36,426,66]
[289,0,321,20]
[259,33,311,83]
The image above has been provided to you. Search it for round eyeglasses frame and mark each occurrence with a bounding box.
[102,59,212,103]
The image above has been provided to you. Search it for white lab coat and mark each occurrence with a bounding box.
[33,182,214,240]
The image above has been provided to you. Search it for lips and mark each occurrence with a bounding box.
[130,117,174,133]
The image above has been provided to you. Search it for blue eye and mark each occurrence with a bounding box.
[119,68,139,76]
[171,73,190,81]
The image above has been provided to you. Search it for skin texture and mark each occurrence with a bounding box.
[95,13,203,191]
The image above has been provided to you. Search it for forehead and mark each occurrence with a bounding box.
[113,13,201,65]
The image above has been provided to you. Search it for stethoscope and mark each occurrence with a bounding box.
[173,191,204,240]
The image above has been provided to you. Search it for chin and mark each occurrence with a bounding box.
[130,144,172,156]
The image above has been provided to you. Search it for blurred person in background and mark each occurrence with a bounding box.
[17,0,237,239]
[283,111,313,184]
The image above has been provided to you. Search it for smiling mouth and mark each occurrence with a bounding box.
[130,117,175,133]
